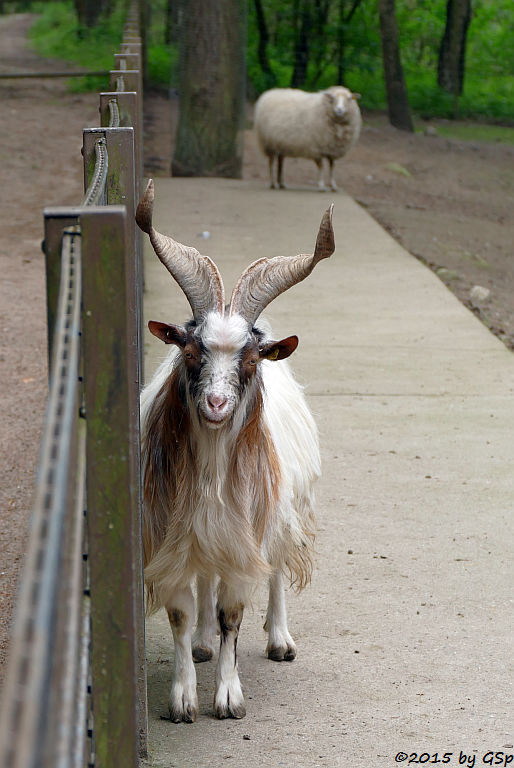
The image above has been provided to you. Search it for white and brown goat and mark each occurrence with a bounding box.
[136,180,335,722]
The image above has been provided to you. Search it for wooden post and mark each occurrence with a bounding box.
[80,206,140,768]
[109,71,143,185]
[114,52,141,73]
[82,131,147,756]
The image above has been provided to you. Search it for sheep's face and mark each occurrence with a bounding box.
[324,87,359,122]
[149,313,298,430]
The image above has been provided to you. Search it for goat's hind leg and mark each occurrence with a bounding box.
[192,573,217,663]
[214,582,246,719]
[264,569,297,661]
[166,585,198,723]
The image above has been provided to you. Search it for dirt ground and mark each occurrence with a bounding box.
[0,13,513,682]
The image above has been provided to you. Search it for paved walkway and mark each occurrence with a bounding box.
[142,178,513,768]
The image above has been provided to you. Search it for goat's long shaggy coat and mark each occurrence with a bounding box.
[141,318,319,613]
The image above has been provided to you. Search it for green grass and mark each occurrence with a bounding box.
[429,122,514,145]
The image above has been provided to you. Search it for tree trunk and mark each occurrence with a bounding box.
[437,0,471,97]
[165,0,182,45]
[172,0,247,178]
[73,0,103,30]
[291,0,310,88]
[337,0,345,84]
[378,0,414,132]
[254,0,276,89]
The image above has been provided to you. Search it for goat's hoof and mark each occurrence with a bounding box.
[168,701,198,724]
[267,643,297,662]
[214,700,246,720]
[192,644,213,663]
[214,682,246,719]
[168,686,198,723]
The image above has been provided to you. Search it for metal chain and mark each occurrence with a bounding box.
[108,98,120,128]
[82,137,108,207]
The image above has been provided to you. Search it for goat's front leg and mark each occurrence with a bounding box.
[214,583,246,719]
[192,573,217,663]
[264,569,297,661]
[166,585,198,723]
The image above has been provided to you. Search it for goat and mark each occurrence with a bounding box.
[136,179,335,722]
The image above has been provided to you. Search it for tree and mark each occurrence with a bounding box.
[378,0,414,132]
[254,0,277,89]
[437,0,471,102]
[73,0,104,30]
[291,0,311,88]
[336,0,364,85]
[172,0,247,178]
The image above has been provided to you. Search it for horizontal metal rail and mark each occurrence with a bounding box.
[0,230,84,768]
[0,71,110,79]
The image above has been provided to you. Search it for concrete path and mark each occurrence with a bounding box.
[142,179,513,768]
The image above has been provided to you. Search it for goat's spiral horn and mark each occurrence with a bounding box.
[229,205,335,326]
[136,179,225,322]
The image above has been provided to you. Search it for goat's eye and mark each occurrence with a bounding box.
[249,359,257,366]
[184,351,194,360]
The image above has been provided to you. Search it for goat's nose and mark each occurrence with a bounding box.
[207,394,227,411]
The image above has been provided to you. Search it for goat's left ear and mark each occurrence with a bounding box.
[148,321,187,347]
[259,335,299,361]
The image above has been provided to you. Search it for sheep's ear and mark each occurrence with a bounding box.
[148,321,187,347]
[259,335,298,361]
[351,92,361,100]
[323,91,334,102]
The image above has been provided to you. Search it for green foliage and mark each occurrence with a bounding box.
[247,0,514,123]
[23,0,514,121]
[28,0,124,91]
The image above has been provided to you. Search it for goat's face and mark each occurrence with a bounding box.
[149,312,298,429]
[324,86,360,122]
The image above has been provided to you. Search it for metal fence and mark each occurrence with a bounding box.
[0,4,147,767]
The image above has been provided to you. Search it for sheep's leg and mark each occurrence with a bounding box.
[316,159,326,191]
[268,154,277,189]
[277,154,286,189]
[166,585,198,723]
[214,583,246,719]
[192,573,217,663]
[329,158,338,192]
[264,569,297,662]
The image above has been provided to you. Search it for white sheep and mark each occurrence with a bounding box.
[254,85,362,192]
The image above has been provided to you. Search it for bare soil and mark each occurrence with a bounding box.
[1,13,513,682]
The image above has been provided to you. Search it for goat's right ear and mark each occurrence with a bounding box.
[148,321,187,347]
